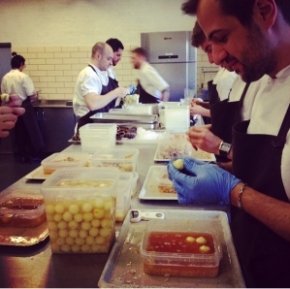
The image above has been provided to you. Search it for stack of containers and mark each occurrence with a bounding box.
[79,124,117,153]
[41,168,119,254]
[92,148,140,221]
[164,103,190,133]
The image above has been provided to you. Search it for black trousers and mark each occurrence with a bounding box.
[14,99,44,159]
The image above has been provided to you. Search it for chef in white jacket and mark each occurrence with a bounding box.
[73,42,128,130]
[131,47,170,103]
[1,53,44,162]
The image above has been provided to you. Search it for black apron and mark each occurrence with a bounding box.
[210,83,250,162]
[77,65,119,130]
[207,80,219,105]
[137,81,159,104]
[231,105,290,287]
[14,98,44,158]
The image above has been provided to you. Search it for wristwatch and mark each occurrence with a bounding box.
[219,141,232,158]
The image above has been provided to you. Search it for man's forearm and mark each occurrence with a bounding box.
[231,183,290,242]
[84,92,116,111]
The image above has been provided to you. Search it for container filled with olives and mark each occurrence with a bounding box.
[41,168,119,254]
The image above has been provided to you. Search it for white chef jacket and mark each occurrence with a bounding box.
[1,69,35,101]
[138,62,169,99]
[108,67,117,80]
[246,65,290,200]
[73,64,110,117]
[213,68,238,101]
[229,76,263,120]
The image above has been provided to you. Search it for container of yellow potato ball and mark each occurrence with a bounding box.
[92,148,139,172]
[41,168,119,254]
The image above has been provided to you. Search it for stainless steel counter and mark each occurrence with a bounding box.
[0,143,225,288]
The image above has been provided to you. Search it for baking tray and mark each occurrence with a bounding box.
[98,209,245,288]
[91,112,158,123]
[139,165,177,201]
[154,133,216,162]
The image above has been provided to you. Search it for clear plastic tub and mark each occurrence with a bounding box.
[79,123,117,135]
[92,148,139,172]
[115,173,133,222]
[140,219,222,278]
[79,124,117,153]
[41,168,119,254]
[164,104,190,133]
[0,188,46,228]
[41,152,92,175]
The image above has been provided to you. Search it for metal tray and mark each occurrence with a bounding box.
[98,209,245,288]
[139,166,177,201]
[154,133,216,162]
[91,112,158,124]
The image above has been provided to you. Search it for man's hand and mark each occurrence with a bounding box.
[112,87,128,99]
[7,94,23,107]
[0,106,24,138]
[187,125,221,154]
[190,103,211,117]
[168,157,241,205]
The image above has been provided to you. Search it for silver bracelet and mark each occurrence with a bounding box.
[237,183,247,209]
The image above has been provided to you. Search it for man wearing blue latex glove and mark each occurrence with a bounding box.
[168,158,240,205]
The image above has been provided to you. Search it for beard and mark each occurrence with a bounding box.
[239,23,277,82]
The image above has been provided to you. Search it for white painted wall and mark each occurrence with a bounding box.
[0,0,217,99]
[0,0,194,46]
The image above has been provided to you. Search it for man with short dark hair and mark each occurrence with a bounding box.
[131,47,169,103]
[189,22,259,163]
[1,53,44,162]
[106,38,124,85]
[168,0,290,286]
[106,38,124,67]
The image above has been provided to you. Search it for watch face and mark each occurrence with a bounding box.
[221,142,232,153]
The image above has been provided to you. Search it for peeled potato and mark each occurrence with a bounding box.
[172,159,184,171]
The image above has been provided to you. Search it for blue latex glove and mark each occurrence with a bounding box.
[168,158,241,205]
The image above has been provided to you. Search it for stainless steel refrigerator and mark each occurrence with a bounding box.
[141,31,197,101]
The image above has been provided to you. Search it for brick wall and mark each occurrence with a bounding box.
[14,46,217,100]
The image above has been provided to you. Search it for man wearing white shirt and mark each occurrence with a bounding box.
[73,42,128,129]
[168,0,290,286]
[1,54,44,162]
[106,38,124,84]
[188,22,259,162]
[131,47,169,103]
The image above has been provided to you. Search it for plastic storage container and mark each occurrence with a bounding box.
[124,104,158,115]
[79,123,117,153]
[141,219,222,278]
[164,103,190,133]
[92,148,139,172]
[115,173,133,222]
[41,168,119,254]
[0,188,45,228]
[41,152,92,175]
